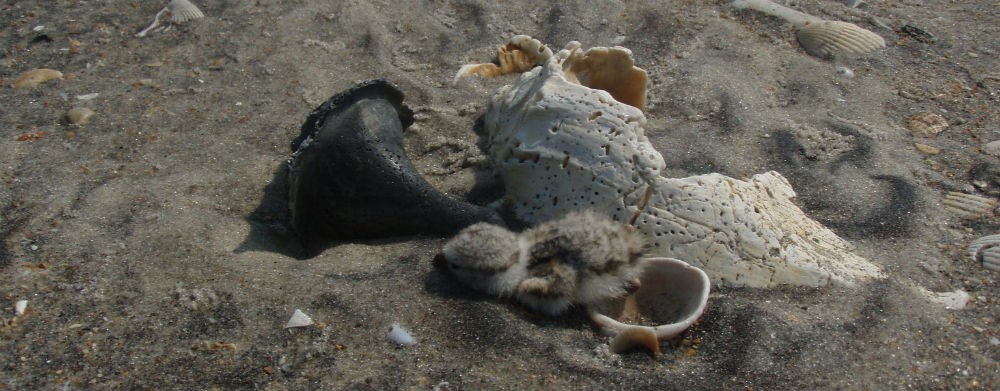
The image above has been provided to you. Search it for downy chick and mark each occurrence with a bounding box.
[441,222,527,297]
[515,211,646,315]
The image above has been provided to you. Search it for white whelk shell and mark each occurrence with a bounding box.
[795,20,886,59]
[168,0,205,24]
[284,309,314,328]
[589,258,710,358]
[968,234,1000,272]
[942,192,997,220]
[483,40,662,225]
[479,36,883,288]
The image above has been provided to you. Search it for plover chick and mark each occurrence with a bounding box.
[515,211,646,316]
[442,222,527,297]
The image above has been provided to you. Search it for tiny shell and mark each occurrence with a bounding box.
[906,112,948,136]
[284,309,314,328]
[795,20,886,59]
[169,0,205,24]
[942,192,997,220]
[14,300,28,316]
[387,323,416,345]
[13,68,63,89]
[66,107,95,125]
[968,234,1000,272]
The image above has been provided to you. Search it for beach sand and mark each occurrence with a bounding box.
[2,1,997,389]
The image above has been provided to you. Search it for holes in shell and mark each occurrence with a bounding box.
[589,111,602,122]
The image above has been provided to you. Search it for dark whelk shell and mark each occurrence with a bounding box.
[287,80,502,255]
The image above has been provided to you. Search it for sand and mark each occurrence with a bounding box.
[2,0,998,389]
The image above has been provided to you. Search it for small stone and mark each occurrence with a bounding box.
[835,66,854,78]
[914,143,940,155]
[990,337,1000,346]
[66,107,95,125]
[983,140,1000,157]
[906,112,948,136]
[12,68,63,89]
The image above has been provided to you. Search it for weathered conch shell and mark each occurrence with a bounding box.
[589,257,711,358]
[732,0,885,59]
[287,80,502,256]
[474,36,883,288]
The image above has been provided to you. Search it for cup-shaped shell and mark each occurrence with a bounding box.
[589,258,710,354]
[795,20,885,58]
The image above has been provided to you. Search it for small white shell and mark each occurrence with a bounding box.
[795,20,886,58]
[284,309,314,328]
[14,300,28,316]
[169,0,204,24]
[942,192,997,220]
[589,258,710,356]
[387,323,416,345]
[968,234,1000,272]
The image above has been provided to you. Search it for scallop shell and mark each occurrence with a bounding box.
[12,68,63,89]
[168,0,204,24]
[942,192,997,220]
[480,37,883,288]
[906,112,948,137]
[795,20,886,59]
[589,257,710,357]
[968,234,1000,272]
[66,107,95,125]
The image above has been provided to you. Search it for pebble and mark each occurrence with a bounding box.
[990,337,999,346]
[66,107,95,125]
[906,112,948,136]
[983,140,1000,157]
[835,66,854,78]
[12,68,63,89]
[914,143,941,155]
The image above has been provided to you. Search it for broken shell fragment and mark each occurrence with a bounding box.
[284,309,314,328]
[168,0,205,24]
[942,192,997,220]
[14,300,28,316]
[287,80,503,257]
[13,68,63,89]
[66,107,95,125]
[589,258,710,356]
[968,234,1000,272]
[907,112,948,136]
[795,20,886,59]
[454,35,553,83]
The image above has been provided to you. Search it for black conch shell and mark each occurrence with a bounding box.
[287,80,502,255]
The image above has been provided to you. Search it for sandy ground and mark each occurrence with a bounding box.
[1,0,998,389]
